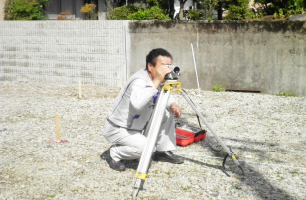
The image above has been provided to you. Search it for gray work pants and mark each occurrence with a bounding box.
[102,109,176,162]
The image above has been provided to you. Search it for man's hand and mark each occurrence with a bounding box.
[170,102,182,118]
[152,65,171,89]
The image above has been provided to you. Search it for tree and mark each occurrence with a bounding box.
[197,0,219,19]
[4,0,49,20]
[224,0,250,20]
[254,0,306,17]
[106,0,122,13]
[80,3,98,20]
[146,0,170,10]
[179,0,188,20]
[146,0,175,19]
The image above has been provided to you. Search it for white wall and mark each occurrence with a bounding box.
[0,21,128,87]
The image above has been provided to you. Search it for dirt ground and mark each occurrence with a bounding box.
[0,81,306,200]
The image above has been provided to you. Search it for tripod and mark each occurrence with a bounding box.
[132,79,244,200]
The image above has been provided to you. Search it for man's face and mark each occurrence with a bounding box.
[148,55,172,80]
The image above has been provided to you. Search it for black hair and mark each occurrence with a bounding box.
[146,48,173,70]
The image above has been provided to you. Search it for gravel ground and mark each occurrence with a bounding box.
[0,81,306,200]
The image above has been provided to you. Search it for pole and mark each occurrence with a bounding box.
[191,43,201,96]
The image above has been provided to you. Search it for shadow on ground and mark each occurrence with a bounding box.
[194,135,296,200]
[99,135,296,199]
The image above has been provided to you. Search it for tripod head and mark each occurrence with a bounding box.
[165,65,180,81]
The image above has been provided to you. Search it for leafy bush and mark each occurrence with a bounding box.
[254,0,305,18]
[80,3,98,20]
[146,0,175,18]
[197,0,219,19]
[146,0,169,10]
[224,0,250,20]
[127,6,171,20]
[187,9,205,20]
[107,5,142,20]
[212,84,225,92]
[4,0,49,20]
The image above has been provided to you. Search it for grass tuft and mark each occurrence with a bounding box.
[212,84,225,92]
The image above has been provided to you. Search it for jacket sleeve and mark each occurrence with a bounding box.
[130,78,158,111]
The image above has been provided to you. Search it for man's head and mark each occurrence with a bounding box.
[146,48,173,82]
[146,48,173,70]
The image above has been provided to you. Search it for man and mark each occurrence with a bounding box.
[101,48,183,171]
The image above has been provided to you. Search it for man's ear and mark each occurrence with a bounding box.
[147,63,154,72]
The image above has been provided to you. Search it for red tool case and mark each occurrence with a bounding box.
[175,125,207,147]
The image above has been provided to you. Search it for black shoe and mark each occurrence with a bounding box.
[152,151,184,164]
[100,148,126,171]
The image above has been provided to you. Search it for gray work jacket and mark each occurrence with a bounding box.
[107,69,175,131]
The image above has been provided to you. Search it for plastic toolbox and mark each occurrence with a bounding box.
[175,124,207,147]
[175,129,194,147]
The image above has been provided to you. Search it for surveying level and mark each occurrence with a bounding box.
[132,66,244,200]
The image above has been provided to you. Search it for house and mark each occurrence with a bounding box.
[45,0,102,20]
[0,0,204,21]
[45,0,196,20]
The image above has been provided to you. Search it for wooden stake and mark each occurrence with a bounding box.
[78,79,82,99]
[55,114,61,142]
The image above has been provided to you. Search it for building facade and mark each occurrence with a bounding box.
[0,0,196,21]
[45,0,195,20]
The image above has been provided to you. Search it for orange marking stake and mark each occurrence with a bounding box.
[51,114,67,144]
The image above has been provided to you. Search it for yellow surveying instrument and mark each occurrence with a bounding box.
[132,65,244,200]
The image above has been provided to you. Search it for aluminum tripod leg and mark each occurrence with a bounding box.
[180,90,243,171]
[132,90,170,200]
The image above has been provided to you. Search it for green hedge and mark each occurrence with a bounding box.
[127,6,171,20]
[4,0,49,20]
[187,9,205,20]
[106,5,142,20]
[107,6,171,20]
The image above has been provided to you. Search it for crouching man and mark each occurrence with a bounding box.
[101,48,183,171]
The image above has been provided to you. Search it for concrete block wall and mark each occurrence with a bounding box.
[0,21,127,87]
[1,20,306,96]
[127,21,306,96]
